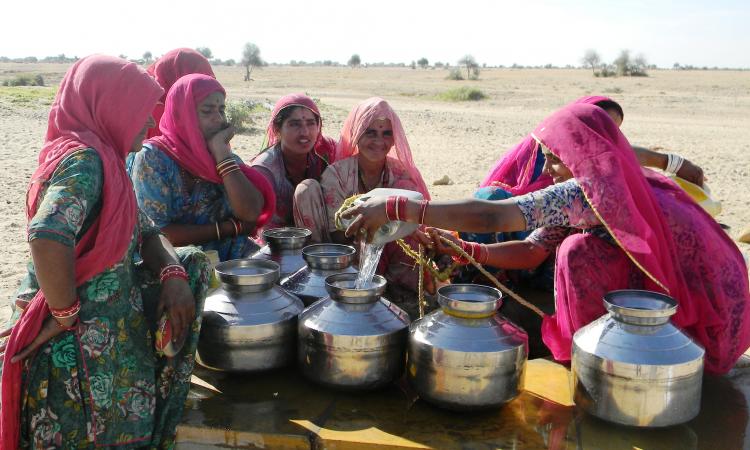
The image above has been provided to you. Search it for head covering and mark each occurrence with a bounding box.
[147,74,275,228]
[479,95,615,193]
[335,97,430,199]
[263,93,337,163]
[1,55,163,449]
[533,103,750,374]
[146,48,215,138]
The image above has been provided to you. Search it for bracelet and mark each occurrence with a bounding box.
[215,222,222,240]
[54,316,79,330]
[159,264,188,283]
[418,200,430,225]
[217,158,241,178]
[385,196,397,221]
[451,240,487,265]
[229,218,239,237]
[665,153,684,176]
[396,196,408,221]
[49,298,81,318]
[219,166,242,178]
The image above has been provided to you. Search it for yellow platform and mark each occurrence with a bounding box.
[176,357,750,449]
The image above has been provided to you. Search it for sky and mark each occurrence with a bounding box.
[1,0,749,68]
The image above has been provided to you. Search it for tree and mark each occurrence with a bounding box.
[458,54,478,79]
[417,57,429,69]
[632,53,648,76]
[581,49,600,75]
[142,51,153,64]
[241,42,263,81]
[613,50,631,76]
[196,47,213,59]
[348,54,361,68]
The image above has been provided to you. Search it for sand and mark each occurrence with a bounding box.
[1,63,749,324]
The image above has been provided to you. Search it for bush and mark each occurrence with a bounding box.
[225,100,267,133]
[446,68,464,80]
[2,74,45,87]
[438,87,487,102]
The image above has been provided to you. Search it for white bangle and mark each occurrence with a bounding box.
[665,153,684,176]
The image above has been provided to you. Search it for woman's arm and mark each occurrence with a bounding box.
[342,196,527,243]
[427,228,550,270]
[161,221,253,247]
[208,126,264,222]
[632,145,705,186]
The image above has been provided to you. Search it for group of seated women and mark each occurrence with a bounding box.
[0,48,748,448]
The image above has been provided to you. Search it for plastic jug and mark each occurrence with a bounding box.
[337,188,423,245]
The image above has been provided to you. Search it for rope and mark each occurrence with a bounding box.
[417,244,425,318]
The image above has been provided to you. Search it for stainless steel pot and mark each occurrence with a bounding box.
[280,244,358,306]
[572,289,705,427]
[198,259,304,372]
[251,227,312,279]
[297,273,410,390]
[407,284,527,411]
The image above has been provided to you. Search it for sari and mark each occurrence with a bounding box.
[532,103,750,374]
[146,48,215,138]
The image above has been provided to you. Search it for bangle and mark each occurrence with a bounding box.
[451,240,487,265]
[385,196,398,221]
[665,153,684,176]
[229,218,240,237]
[217,158,240,178]
[396,196,408,221]
[160,264,188,283]
[49,298,81,318]
[215,222,222,240]
[54,316,79,330]
[418,200,429,225]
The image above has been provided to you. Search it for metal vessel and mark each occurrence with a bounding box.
[251,227,312,279]
[297,273,410,390]
[198,259,304,372]
[572,289,705,427]
[407,284,527,410]
[280,244,358,306]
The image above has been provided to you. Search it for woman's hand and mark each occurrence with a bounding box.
[157,278,195,346]
[676,158,706,187]
[341,196,390,243]
[207,124,235,163]
[425,228,464,258]
[0,315,76,363]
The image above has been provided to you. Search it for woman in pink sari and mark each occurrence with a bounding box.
[312,97,430,294]
[342,103,750,375]
[251,93,336,233]
[146,48,215,138]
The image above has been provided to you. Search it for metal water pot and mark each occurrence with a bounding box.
[251,227,312,279]
[198,259,304,372]
[572,290,705,427]
[280,244,358,306]
[408,284,528,411]
[297,273,410,390]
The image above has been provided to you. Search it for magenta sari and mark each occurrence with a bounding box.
[479,95,612,194]
[532,103,750,375]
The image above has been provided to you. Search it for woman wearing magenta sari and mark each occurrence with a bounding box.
[129,74,275,261]
[342,103,750,374]
[146,48,215,138]
[0,56,210,448]
[251,93,336,235]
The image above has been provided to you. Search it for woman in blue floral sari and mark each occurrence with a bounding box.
[0,55,210,449]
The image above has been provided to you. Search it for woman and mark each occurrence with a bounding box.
[316,97,430,291]
[250,93,336,235]
[129,74,275,261]
[146,48,215,138]
[342,103,750,375]
[0,55,209,448]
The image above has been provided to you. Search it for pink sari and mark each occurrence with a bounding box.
[263,93,337,163]
[533,103,750,374]
[479,95,612,194]
[146,48,215,138]
[336,97,430,199]
[147,74,275,230]
[1,55,163,449]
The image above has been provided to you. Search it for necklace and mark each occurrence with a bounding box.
[358,166,386,193]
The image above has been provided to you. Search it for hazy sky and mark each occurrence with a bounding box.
[2,0,749,68]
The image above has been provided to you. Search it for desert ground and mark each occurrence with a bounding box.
[1,63,749,324]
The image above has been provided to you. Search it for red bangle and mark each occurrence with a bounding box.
[160,264,188,283]
[49,298,81,318]
[396,196,408,221]
[385,196,398,221]
[451,240,487,265]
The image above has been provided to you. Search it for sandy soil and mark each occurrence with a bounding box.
[1,63,749,324]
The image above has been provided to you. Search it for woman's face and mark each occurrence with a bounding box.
[277,107,319,156]
[542,146,574,184]
[130,114,156,153]
[604,107,624,127]
[196,91,227,139]
[356,118,394,165]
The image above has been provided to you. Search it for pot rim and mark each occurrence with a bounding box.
[215,259,279,286]
[437,284,502,318]
[325,273,386,303]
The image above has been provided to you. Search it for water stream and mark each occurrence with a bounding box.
[355,242,385,289]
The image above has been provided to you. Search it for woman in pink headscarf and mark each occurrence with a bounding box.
[129,74,275,261]
[0,55,210,448]
[146,48,215,138]
[342,103,750,375]
[315,97,430,294]
[250,93,337,233]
